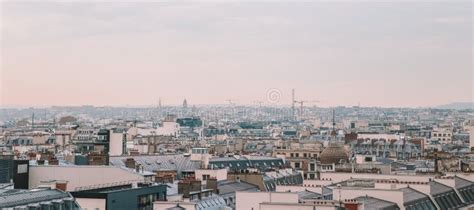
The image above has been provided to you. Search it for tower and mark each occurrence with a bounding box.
[31,113,35,129]
[291,89,295,121]
[183,99,188,109]
[331,109,337,138]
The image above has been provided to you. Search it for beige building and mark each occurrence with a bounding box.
[236,191,354,210]
[469,120,474,149]
[432,127,453,144]
[236,191,299,210]
[109,129,126,156]
[29,165,147,191]
[195,168,228,182]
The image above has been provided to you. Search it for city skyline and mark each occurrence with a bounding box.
[2,1,472,107]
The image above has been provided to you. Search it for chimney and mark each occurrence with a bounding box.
[191,180,202,192]
[178,181,192,198]
[206,178,218,194]
[125,158,136,169]
[55,181,68,191]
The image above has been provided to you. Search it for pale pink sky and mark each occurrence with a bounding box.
[1,1,472,107]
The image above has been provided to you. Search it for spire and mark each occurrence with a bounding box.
[331,109,337,138]
[332,109,336,131]
[183,99,188,109]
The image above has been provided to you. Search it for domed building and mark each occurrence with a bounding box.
[320,143,348,165]
[318,109,349,172]
[319,143,348,172]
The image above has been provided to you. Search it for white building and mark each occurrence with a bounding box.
[432,127,453,144]
[109,128,126,156]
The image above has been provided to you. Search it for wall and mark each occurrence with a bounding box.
[76,198,106,210]
[276,185,323,195]
[319,172,436,183]
[260,203,337,210]
[228,173,265,191]
[195,169,227,181]
[333,188,405,210]
[154,202,195,210]
[156,122,179,136]
[109,131,125,156]
[29,165,144,191]
[107,185,167,210]
[470,124,474,149]
[236,191,298,210]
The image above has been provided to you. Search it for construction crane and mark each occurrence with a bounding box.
[253,100,264,120]
[293,100,320,120]
[291,89,320,121]
[225,99,237,121]
[226,99,237,106]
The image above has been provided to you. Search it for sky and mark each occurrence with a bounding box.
[1,0,472,107]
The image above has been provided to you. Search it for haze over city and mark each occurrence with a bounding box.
[1,1,474,210]
[2,1,472,107]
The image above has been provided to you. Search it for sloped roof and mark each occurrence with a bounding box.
[297,190,322,200]
[400,187,429,204]
[355,196,399,210]
[430,181,453,195]
[0,189,70,208]
[195,195,226,209]
[217,180,258,195]
[455,176,474,189]
[109,155,201,172]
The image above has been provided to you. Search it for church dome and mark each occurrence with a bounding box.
[320,143,348,165]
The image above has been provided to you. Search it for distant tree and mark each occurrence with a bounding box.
[16,119,30,127]
[58,116,78,125]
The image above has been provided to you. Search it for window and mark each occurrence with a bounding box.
[303,153,307,158]
[295,153,299,158]
[295,162,301,169]
[290,153,294,157]
[203,174,210,180]
[138,194,157,210]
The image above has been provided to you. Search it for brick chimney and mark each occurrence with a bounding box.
[206,178,218,194]
[178,181,191,198]
[178,179,202,198]
[125,158,136,169]
[55,181,68,191]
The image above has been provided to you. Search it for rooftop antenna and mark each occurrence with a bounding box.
[332,109,336,131]
[331,109,337,139]
[31,112,35,129]
[254,100,263,120]
[291,89,295,121]
[158,98,162,118]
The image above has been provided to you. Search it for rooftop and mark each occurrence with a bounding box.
[0,189,72,208]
